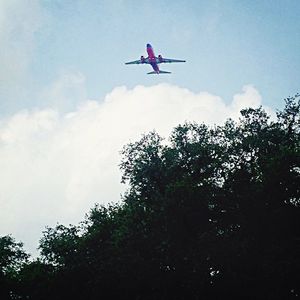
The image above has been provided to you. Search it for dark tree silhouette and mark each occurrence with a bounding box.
[0,236,29,299]
[1,94,299,299]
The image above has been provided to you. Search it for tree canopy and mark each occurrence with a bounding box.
[1,95,299,299]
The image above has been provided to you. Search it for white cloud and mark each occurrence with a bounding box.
[0,83,270,254]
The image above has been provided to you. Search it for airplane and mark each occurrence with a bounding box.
[125,43,186,74]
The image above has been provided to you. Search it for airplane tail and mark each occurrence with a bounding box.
[147,70,171,74]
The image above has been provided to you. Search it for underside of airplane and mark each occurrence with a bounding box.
[125,43,186,74]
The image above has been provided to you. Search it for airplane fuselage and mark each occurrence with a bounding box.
[147,44,160,73]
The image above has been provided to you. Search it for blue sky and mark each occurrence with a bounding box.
[41,1,299,104]
[0,0,299,254]
[1,0,300,113]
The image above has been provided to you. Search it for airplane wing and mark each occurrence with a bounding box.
[160,58,186,63]
[125,58,149,65]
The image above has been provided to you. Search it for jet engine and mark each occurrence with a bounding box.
[158,55,163,63]
[141,55,146,63]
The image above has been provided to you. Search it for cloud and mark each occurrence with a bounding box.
[0,83,270,254]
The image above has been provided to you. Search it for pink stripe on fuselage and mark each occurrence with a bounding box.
[147,44,159,73]
[147,45,155,59]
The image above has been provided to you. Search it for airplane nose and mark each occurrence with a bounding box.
[146,43,151,48]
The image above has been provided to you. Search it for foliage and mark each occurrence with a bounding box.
[0,236,29,275]
[0,236,29,300]
[1,94,299,299]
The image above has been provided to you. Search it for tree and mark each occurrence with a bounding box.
[119,95,300,299]
[0,236,29,300]
[2,94,299,299]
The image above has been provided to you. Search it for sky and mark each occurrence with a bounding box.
[0,0,299,255]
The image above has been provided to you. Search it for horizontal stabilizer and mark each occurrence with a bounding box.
[147,70,171,75]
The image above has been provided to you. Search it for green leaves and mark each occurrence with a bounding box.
[0,236,29,275]
[1,95,300,299]
[39,224,80,267]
